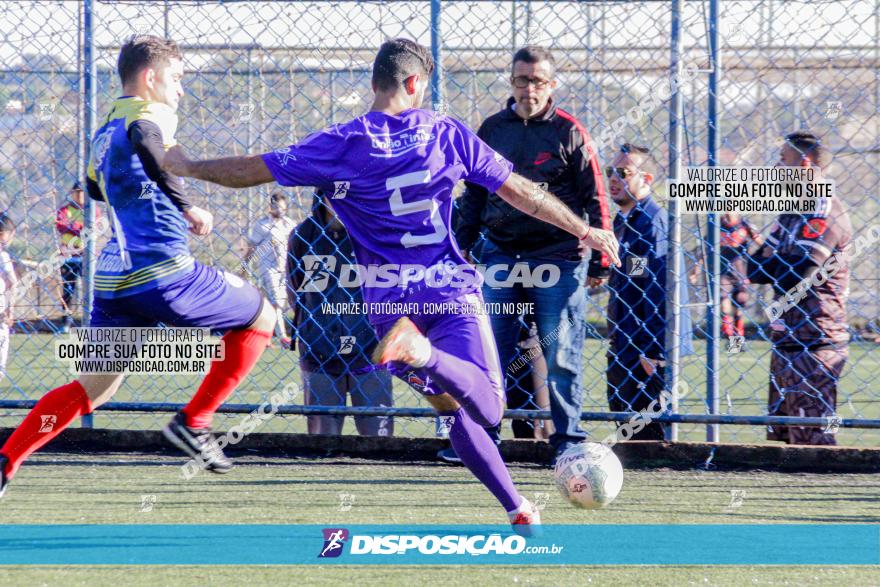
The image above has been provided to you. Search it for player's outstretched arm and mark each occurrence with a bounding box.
[495,172,621,267]
[163,145,275,188]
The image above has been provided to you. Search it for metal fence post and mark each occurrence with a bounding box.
[705,0,722,442]
[430,0,447,439]
[246,47,254,238]
[163,0,170,38]
[81,0,96,429]
[666,0,684,441]
[431,0,444,111]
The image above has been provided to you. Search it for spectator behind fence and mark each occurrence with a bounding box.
[747,131,852,446]
[55,181,98,331]
[690,212,763,338]
[605,144,693,440]
[0,213,16,382]
[454,45,611,465]
[287,193,393,437]
[468,240,554,441]
[507,316,555,440]
[244,192,295,346]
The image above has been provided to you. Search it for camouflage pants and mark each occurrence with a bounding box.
[767,346,848,445]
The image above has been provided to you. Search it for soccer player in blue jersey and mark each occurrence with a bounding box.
[0,36,279,499]
[162,39,620,533]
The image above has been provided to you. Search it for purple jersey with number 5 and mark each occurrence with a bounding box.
[261,109,513,319]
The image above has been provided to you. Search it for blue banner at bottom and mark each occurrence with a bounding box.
[0,525,877,565]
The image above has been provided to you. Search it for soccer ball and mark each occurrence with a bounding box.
[553,442,624,509]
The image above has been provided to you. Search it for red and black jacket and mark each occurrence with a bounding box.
[454,97,611,278]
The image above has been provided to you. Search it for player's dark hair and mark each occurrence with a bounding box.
[372,38,434,92]
[117,35,182,86]
[0,212,15,234]
[785,130,832,168]
[512,45,556,75]
[620,143,656,175]
[270,192,288,205]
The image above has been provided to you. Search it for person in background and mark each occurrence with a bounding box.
[0,213,16,382]
[605,143,692,440]
[287,192,393,437]
[55,181,96,332]
[748,131,851,446]
[507,317,554,440]
[690,212,763,338]
[435,241,553,464]
[454,45,611,465]
[244,192,295,346]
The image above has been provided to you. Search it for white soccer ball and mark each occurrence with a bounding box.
[553,442,624,509]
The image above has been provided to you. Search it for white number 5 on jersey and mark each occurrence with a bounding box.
[386,170,447,248]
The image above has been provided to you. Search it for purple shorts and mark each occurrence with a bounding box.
[90,262,264,331]
[373,293,504,398]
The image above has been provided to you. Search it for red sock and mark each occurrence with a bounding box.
[1,381,92,479]
[182,328,271,429]
[735,318,745,337]
[721,315,735,337]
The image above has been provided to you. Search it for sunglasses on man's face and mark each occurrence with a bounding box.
[605,166,642,179]
[511,76,551,89]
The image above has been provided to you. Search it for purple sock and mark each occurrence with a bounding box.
[424,349,503,427]
[445,407,521,512]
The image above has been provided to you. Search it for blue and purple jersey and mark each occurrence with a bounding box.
[262,109,513,321]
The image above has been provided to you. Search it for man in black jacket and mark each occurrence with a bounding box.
[454,46,611,463]
[287,193,393,437]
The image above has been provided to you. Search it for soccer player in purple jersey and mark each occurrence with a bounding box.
[163,38,620,533]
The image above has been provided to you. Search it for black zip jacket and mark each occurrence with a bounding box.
[454,97,611,278]
[287,195,380,375]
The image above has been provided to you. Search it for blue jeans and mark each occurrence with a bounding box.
[480,240,589,449]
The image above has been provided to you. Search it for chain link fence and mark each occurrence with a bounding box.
[0,0,877,446]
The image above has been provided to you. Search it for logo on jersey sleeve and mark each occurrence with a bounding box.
[273,147,296,166]
[92,128,114,168]
[222,271,245,289]
[802,218,828,239]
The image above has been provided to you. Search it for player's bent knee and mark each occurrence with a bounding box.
[77,373,125,408]
[247,298,276,333]
[479,403,504,429]
[425,393,460,413]
[461,393,503,428]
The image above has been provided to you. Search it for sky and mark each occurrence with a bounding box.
[0,0,874,72]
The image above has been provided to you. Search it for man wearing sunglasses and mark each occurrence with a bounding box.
[454,45,610,465]
[605,144,693,440]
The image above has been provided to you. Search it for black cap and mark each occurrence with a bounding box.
[71,181,83,191]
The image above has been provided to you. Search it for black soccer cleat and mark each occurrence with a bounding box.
[0,454,9,499]
[162,412,234,474]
